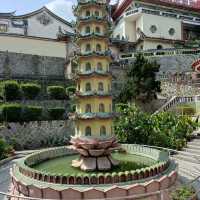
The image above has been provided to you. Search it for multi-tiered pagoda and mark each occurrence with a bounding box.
[71,0,120,171]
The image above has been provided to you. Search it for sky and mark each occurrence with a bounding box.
[0,0,117,22]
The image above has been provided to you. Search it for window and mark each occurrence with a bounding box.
[86,10,90,17]
[108,84,110,91]
[95,26,100,33]
[169,28,175,36]
[98,82,104,91]
[85,82,91,91]
[85,126,91,136]
[85,44,91,52]
[85,26,90,34]
[150,25,157,33]
[109,104,112,112]
[97,62,103,71]
[157,45,163,50]
[85,104,91,113]
[95,10,100,17]
[0,24,7,33]
[100,126,106,136]
[96,44,101,52]
[99,103,105,112]
[85,62,91,71]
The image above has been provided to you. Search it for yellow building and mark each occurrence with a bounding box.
[74,0,113,138]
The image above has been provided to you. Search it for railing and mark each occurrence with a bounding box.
[124,6,200,22]
[154,95,199,114]
[119,48,200,60]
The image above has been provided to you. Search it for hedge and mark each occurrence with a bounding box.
[48,107,65,120]
[21,83,41,99]
[47,86,66,100]
[22,106,42,121]
[1,104,22,122]
[66,86,76,96]
[1,80,21,101]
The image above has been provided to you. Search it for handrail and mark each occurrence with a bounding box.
[154,95,200,114]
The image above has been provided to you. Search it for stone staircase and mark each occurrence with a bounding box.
[172,134,200,198]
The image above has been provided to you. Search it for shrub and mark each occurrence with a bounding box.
[48,107,65,120]
[1,80,20,101]
[47,86,66,100]
[22,106,42,121]
[0,138,13,160]
[66,86,76,96]
[21,83,41,99]
[1,104,22,122]
[114,104,199,150]
[171,186,195,200]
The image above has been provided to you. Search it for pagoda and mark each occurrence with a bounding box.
[71,0,120,171]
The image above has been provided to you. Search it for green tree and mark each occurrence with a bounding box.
[118,54,161,104]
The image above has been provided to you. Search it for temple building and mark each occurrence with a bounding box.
[111,0,200,50]
[0,6,73,39]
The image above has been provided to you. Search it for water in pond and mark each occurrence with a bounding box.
[32,153,156,175]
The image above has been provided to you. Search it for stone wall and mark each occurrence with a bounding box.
[0,51,66,80]
[0,120,74,150]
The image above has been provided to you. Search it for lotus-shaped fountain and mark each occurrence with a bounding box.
[70,136,121,171]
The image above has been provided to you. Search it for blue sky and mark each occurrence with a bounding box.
[0,0,117,22]
[0,0,77,21]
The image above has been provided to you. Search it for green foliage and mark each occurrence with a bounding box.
[66,86,76,96]
[48,107,65,120]
[47,86,66,100]
[0,138,13,160]
[21,83,41,99]
[118,54,161,103]
[1,80,21,101]
[171,186,195,200]
[1,104,22,122]
[22,106,42,121]
[114,104,198,150]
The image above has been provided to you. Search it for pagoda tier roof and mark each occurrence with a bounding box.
[75,91,112,98]
[112,0,200,20]
[73,0,109,16]
[75,71,112,79]
[76,33,109,43]
[77,51,112,58]
[73,112,116,120]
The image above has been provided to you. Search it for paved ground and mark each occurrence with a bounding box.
[0,160,14,200]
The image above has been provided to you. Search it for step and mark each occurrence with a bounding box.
[183,148,200,155]
[187,144,200,150]
[173,154,200,164]
[188,140,200,146]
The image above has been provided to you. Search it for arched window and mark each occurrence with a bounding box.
[86,10,90,17]
[85,82,91,91]
[85,126,91,136]
[98,82,104,91]
[97,62,103,71]
[157,45,163,50]
[100,126,106,136]
[85,26,90,34]
[85,44,91,52]
[85,62,91,71]
[95,26,100,33]
[85,104,91,113]
[99,103,105,112]
[95,10,100,17]
[96,44,101,52]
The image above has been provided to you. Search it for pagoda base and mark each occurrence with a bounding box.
[72,155,119,171]
[70,136,121,171]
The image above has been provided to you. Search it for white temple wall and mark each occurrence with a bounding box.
[0,35,66,58]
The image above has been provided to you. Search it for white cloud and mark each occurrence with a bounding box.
[46,0,75,21]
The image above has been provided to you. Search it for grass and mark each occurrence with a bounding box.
[32,152,156,176]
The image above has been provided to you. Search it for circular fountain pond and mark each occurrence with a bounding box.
[11,144,177,199]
